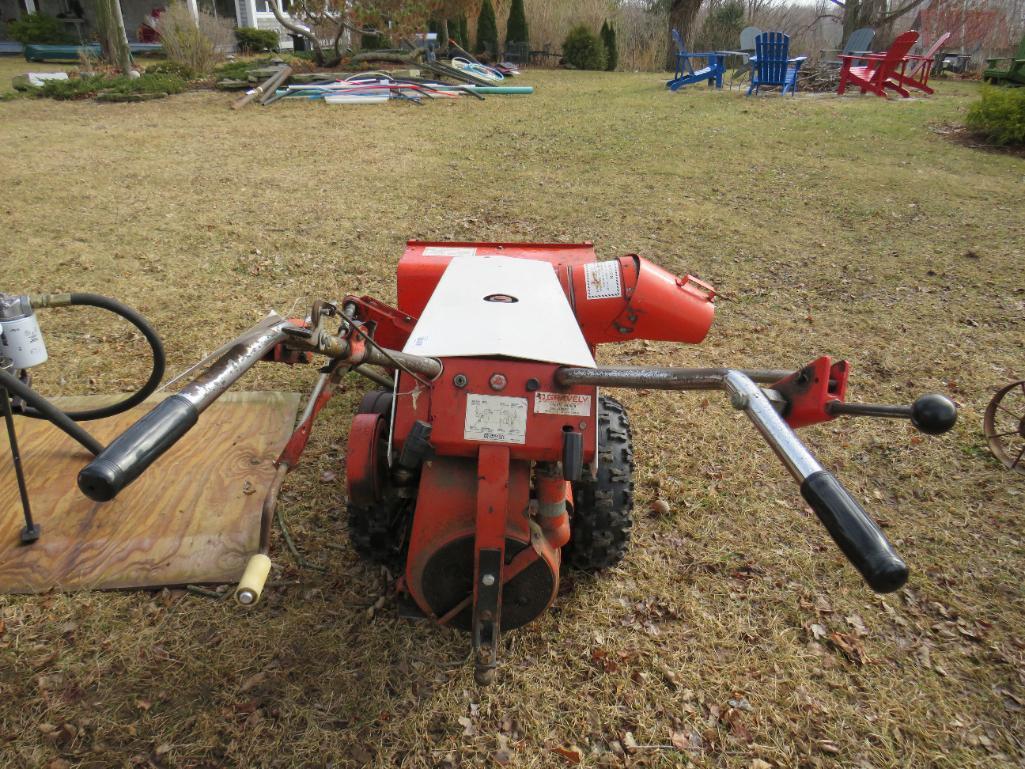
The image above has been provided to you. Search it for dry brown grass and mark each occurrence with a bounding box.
[0,65,1024,769]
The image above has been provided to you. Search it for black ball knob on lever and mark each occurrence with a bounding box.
[824,393,958,434]
[910,394,958,435]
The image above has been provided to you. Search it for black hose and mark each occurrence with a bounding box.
[19,293,165,422]
[0,368,102,455]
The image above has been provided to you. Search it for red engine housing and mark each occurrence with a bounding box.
[344,242,717,637]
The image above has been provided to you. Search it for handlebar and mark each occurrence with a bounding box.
[556,366,912,593]
[722,370,907,592]
[76,306,935,595]
[800,470,907,592]
[78,395,198,501]
[78,315,291,502]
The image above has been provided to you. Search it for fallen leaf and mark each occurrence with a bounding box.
[320,470,337,483]
[845,614,869,637]
[828,631,869,665]
[135,699,152,711]
[552,746,583,764]
[457,716,475,737]
[622,731,639,754]
[649,498,671,517]
[750,760,773,769]
[233,700,259,715]
[816,739,840,755]
[591,647,618,673]
[239,672,266,692]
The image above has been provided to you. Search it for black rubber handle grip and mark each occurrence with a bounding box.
[78,395,198,502]
[801,470,908,593]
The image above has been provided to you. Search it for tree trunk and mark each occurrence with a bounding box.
[438,18,449,54]
[843,0,929,49]
[267,0,329,66]
[350,50,422,65]
[667,0,703,70]
[94,0,132,73]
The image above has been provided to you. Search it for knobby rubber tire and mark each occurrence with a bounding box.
[566,395,634,571]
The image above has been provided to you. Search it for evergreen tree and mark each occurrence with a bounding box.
[475,0,498,56]
[506,0,528,45]
[448,14,465,48]
[601,20,618,71]
[562,24,606,70]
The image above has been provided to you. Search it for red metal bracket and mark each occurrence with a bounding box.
[472,445,510,682]
[345,295,418,351]
[276,372,342,469]
[772,356,850,429]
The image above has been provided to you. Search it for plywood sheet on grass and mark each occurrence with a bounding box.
[0,392,300,593]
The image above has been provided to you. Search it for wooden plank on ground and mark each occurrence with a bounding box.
[0,391,300,593]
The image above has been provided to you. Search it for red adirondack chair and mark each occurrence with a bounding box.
[838,31,919,98]
[888,32,951,95]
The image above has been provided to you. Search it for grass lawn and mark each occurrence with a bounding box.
[1,60,1024,769]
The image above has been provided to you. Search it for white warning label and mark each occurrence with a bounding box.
[583,260,622,300]
[423,246,478,258]
[464,394,527,444]
[534,392,592,417]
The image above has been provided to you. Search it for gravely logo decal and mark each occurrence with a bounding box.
[534,392,592,417]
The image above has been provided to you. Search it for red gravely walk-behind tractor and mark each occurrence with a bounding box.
[69,242,956,683]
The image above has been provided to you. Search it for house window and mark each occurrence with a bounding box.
[254,0,288,12]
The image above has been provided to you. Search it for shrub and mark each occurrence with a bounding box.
[694,0,744,53]
[37,72,187,100]
[966,86,1025,146]
[146,60,197,79]
[562,24,606,70]
[506,0,528,45]
[6,12,75,44]
[157,3,235,76]
[360,31,391,49]
[475,0,498,56]
[235,27,279,53]
[600,20,618,71]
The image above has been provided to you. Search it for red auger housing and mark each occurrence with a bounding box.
[77,240,957,683]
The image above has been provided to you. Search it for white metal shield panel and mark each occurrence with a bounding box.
[402,256,596,368]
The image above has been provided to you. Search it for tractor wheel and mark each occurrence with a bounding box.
[347,498,411,569]
[566,395,634,571]
[347,388,409,568]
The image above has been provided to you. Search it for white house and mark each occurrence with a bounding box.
[0,0,298,51]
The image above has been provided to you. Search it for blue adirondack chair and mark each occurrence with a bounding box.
[820,27,875,67]
[666,28,726,91]
[747,32,807,95]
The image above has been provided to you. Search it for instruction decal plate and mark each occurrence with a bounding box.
[534,392,592,417]
[464,394,527,444]
[423,246,478,258]
[583,260,622,300]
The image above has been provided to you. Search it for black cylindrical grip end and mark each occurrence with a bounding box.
[78,395,199,502]
[801,470,909,593]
